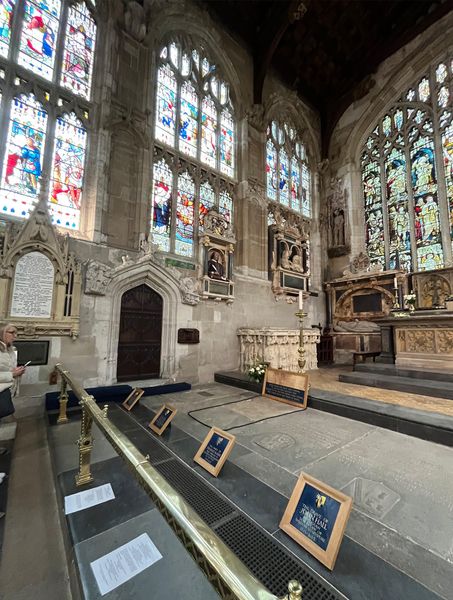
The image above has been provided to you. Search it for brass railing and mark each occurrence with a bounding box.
[55,364,303,600]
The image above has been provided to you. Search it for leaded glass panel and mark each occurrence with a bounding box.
[151,159,172,252]
[201,95,217,168]
[179,81,198,158]
[220,108,234,177]
[49,112,86,230]
[0,0,16,58]
[18,0,61,80]
[199,180,215,229]
[175,172,194,256]
[362,55,453,271]
[0,93,47,218]
[60,2,96,99]
[266,120,311,216]
[155,64,177,146]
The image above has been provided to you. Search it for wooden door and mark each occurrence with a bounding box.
[117,284,163,381]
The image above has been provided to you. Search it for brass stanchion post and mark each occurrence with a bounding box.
[75,399,94,486]
[57,375,69,424]
[280,579,303,599]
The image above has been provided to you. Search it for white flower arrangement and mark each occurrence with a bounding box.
[248,362,267,383]
[404,292,416,306]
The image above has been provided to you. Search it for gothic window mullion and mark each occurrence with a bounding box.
[53,0,68,92]
[380,147,391,269]
[431,89,452,264]
[170,163,178,253]
[404,133,417,271]
[39,101,57,203]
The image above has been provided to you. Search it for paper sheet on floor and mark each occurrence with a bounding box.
[90,533,162,595]
[64,483,115,515]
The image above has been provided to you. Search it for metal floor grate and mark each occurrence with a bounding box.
[215,514,339,599]
[154,458,236,526]
[123,407,343,598]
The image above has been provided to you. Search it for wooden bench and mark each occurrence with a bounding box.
[352,351,381,367]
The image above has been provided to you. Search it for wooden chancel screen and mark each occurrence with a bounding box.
[117,284,163,381]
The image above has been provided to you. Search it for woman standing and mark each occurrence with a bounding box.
[0,322,25,455]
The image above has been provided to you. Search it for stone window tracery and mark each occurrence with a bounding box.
[0,0,97,231]
[266,120,311,217]
[151,39,235,257]
[362,54,453,272]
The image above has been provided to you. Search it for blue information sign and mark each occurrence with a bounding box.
[154,408,173,430]
[200,432,229,467]
[290,483,341,551]
[265,381,305,404]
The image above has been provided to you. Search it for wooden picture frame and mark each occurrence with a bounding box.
[262,367,309,409]
[148,404,177,435]
[193,427,236,477]
[279,472,352,570]
[122,388,144,412]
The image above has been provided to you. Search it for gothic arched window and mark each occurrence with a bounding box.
[0,0,97,230]
[266,120,311,217]
[151,40,235,256]
[362,57,453,272]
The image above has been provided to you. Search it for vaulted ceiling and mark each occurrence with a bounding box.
[199,0,452,155]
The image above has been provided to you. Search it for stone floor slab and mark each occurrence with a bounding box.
[75,509,220,600]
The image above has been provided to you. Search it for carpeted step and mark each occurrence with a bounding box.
[339,371,453,399]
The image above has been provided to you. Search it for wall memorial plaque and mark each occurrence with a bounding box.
[177,328,200,344]
[280,472,352,570]
[149,404,177,435]
[193,427,235,477]
[122,388,144,412]
[262,367,309,409]
[14,340,49,365]
[10,252,54,318]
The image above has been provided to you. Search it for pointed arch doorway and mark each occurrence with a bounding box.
[116,284,163,381]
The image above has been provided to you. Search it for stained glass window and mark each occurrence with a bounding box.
[0,93,47,218]
[175,172,194,256]
[18,0,62,80]
[49,112,87,229]
[151,159,172,253]
[361,56,453,272]
[151,40,235,256]
[266,120,311,217]
[0,0,16,58]
[60,1,96,99]
[0,1,97,230]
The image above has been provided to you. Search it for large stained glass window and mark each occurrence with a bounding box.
[362,57,453,271]
[151,40,235,256]
[266,121,311,217]
[0,1,97,230]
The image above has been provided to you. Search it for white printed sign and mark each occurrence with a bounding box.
[90,533,162,595]
[64,483,115,515]
[10,252,54,317]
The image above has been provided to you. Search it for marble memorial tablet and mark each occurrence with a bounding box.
[280,472,352,570]
[193,427,235,477]
[10,252,54,318]
[122,388,144,412]
[262,367,309,409]
[149,404,177,435]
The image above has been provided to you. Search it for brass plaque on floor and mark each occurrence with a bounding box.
[280,472,352,570]
[122,388,144,412]
[193,427,235,477]
[262,368,309,409]
[149,404,177,435]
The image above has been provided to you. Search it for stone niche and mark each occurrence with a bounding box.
[0,200,81,338]
[412,267,453,308]
[268,203,310,299]
[325,252,407,363]
[199,209,235,302]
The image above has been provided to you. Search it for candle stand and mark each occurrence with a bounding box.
[392,281,400,310]
[295,309,307,373]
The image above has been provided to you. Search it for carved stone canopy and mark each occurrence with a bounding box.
[268,203,309,241]
[203,209,235,242]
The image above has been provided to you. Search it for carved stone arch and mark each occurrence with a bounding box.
[106,118,149,150]
[105,260,181,382]
[342,33,453,165]
[263,93,321,167]
[335,284,393,319]
[147,13,244,116]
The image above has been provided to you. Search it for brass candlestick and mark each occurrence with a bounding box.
[295,309,307,373]
[393,283,400,310]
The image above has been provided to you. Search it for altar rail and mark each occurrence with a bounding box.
[54,364,303,600]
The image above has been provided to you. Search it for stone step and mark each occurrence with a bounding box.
[339,371,453,400]
[355,362,453,383]
[215,370,453,447]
